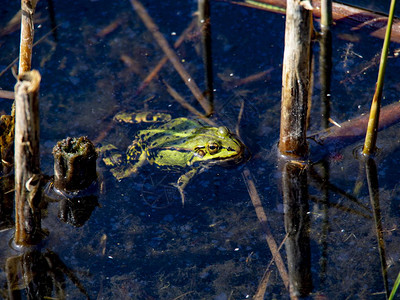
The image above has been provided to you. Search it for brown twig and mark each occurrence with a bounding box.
[228,0,400,42]
[309,100,400,150]
[136,17,198,96]
[129,0,212,115]
[0,90,15,100]
[0,26,60,79]
[163,80,217,126]
[253,233,289,299]
[242,168,290,290]
[0,11,22,37]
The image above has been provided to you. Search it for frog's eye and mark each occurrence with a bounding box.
[207,141,220,155]
[218,126,229,137]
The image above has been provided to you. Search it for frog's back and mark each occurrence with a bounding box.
[136,118,202,145]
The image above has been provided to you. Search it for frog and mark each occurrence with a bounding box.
[101,112,248,204]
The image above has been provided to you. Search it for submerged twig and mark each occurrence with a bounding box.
[309,165,371,213]
[228,0,400,42]
[309,100,400,152]
[309,195,372,219]
[242,168,290,290]
[253,233,288,299]
[235,99,245,137]
[130,0,212,115]
[163,80,216,126]
[136,18,198,96]
[0,25,60,78]
[0,90,15,100]
[365,158,389,297]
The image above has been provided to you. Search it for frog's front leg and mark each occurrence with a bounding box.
[174,167,205,205]
[110,151,147,180]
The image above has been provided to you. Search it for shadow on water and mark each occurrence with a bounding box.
[1,0,400,298]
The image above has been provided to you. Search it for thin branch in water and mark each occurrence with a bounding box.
[0,25,60,78]
[253,233,289,299]
[136,17,198,96]
[235,99,245,137]
[309,165,371,213]
[242,167,290,290]
[309,195,372,219]
[163,80,217,126]
[0,90,15,100]
[130,0,212,115]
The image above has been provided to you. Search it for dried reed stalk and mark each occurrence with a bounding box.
[14,70,42,245]
[136,18,197,96]
[279,0,313,157]
[19,0,38,74]
[130,0,212,115]
[242,168,290,290]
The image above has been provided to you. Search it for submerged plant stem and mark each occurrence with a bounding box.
[242,168,290,290]
[130,0,212,115]
[136,18,197,96]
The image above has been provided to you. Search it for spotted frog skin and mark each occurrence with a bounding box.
[102,115,247,204]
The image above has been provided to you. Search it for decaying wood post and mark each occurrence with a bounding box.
[52,137,98,227]
[14,70,42,245]
[279,0,313,157]
[19,0,38,74]
[52,136,98,192]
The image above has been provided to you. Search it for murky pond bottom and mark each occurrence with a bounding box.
[1,0,400,299]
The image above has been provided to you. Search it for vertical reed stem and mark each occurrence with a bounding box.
[19,0,38,74]
[362,0,396,156]
[14,70,42,245]
[320,0,332,28]
[198,0,214,112]
[279,0,313,158]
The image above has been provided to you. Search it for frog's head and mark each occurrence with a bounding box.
[190,126,247,166]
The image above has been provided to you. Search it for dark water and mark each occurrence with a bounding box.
[1,0,400,299]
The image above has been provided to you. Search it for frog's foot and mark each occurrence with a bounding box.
[98,144,124,167]
[114,111,172,124]
[110,164,140,180]
[173,168,200,206]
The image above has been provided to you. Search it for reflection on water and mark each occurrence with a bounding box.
[1,0,400,298]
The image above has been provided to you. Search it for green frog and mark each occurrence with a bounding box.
[101,113,248,204]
